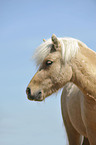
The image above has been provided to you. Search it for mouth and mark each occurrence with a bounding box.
[26,87,44,101]
[27,94,44,102]
[26,87,56,102]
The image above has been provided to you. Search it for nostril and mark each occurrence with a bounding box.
[26,87,31,95]
[37,91,42,99]
[38,91,42,95]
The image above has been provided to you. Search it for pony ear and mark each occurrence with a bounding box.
[43,39,46,42]
[51,34,61,50]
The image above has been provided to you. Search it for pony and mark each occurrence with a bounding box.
[26,34,96,145]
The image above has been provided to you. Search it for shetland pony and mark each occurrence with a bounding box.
[26,34,96,145]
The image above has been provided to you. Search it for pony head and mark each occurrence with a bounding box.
[26,34,79,101]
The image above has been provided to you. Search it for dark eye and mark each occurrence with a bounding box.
[46,60,53,66]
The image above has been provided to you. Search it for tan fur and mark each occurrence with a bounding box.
[26,35,96,145]
[71,44,96,100]
[61,82,96,145]
[61,44,96,145]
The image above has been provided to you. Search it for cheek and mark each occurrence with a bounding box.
[36,62,61,87]
[49,63,61,78]
[42,78,53,89]
[36,69,52,87]
[37,70,54,89]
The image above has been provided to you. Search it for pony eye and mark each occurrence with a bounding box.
[46,60,53,66]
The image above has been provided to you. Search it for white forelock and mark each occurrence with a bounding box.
[33,37,88,66]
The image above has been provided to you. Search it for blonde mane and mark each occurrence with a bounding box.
[33,37,88,66]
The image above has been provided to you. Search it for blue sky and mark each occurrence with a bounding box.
[0,0,96,145]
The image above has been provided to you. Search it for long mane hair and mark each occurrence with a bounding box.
[33,37,88,66]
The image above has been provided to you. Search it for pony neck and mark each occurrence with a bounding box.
[71,43,96,100]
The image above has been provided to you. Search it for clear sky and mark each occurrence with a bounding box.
[0,0,96,145]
